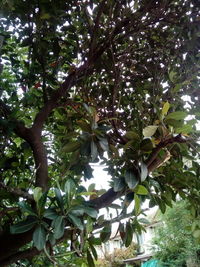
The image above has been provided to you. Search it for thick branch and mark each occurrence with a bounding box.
[89,188,125,210]
[146,134,189,169]
[0,182,33,201]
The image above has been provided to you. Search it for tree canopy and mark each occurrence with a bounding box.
[0,0,200,266]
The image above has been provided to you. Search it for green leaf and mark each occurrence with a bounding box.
[141,162,148,182]
[62,141,80,153]
[169,70,177,82]
[134,194,141,215]
[140,138,153,151]
[162,101,170,115]
[33,225,46,251]
[165,111,187,120]
[138,218,150,225]
[53,216,65,239]
[10,217,37,234]
[70,205,85,216]
[113,177,126,192]
[18,201,37,216]
[175,124,193,134]
[64,178,76,195]
[125,221,133,247]
[143,126,158,137]
[89,243,98,261]
[68,213,84,230]
[48,233,56,246]
[125,131,140,140]
[125,170,138,189]
[99,138,109,151]
[77,120,92,133]
[90,140,98,161]
[87,249,95,267]
[100,225,111,243]
[84,206,98,218]
[134,185,148,195]
[33,187,43,203]
[44,208,58,220]
[88,183,95,192]
[54,188,64,210]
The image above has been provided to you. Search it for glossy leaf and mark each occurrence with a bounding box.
[33,225,46,251]
[143,126,158,137]
[68,213,84,231]
[165,111,187,120]
[10,217,37,234]
[125,170,139,189]
[141,162,148,182]
[53,216,65,239]
[134,185,148,195]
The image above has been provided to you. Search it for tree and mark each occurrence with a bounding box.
[152,201,200,267]
[0,0,200,265]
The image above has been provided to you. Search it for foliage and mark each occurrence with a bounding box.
[152,201,200,267]
[96,243,138,267]
[0,0,200,266]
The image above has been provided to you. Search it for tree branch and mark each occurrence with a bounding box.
[0,182,33,201]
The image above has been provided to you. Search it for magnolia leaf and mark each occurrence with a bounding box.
[18,201,37,216]
[125,170,138,189]
[87,249,95,267]
[64,178,76,195]
[77,120,92,133]
[84,206,98,218]
[62,141,80,153]
[33,225,46,251]
[143,126,158,137]
[175,124,193,134]
[113,177,126,192]
[53,216,65,239]
[33,187,43,203]
[125,131,140,140]
[100,225,111,243]
[68,213,84,230]
[162,101,170,115]
[134,185,148,195]
[134,194,141,215]
[10,217,37,234]
[125,222,133,247]
[44,208,58,220]
[141,162,148,182]
[165,111,187,120]
[90,140,98,161]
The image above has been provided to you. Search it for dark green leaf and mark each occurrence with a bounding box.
[18,201,37,216]
[33,225,46,251]
[53,215,65,239]
[10,217,37,234]
[90,140,98,161]
[113,177,126,192]
[125,221,133,247]
[44,208,58,220]
[125,170,139,189]
[62,141,80,153]
[54,188,64,210]
[141,162,148,182]
[87,249,95,267]
[100,225,111,243]
[84,206,98,218]
[68,213,84,230]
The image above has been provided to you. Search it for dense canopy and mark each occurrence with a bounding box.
[0,0,200,266]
